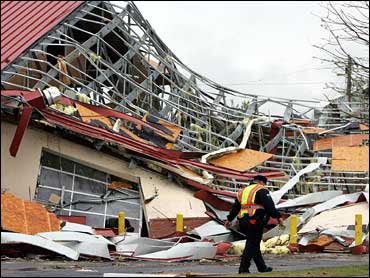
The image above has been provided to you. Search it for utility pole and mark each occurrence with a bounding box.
[345,56,352,105]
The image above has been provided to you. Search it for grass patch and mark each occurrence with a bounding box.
[207,264,369,277]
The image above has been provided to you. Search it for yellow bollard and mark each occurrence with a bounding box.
[176,213,183,233]
[290,214,298,245]
[355,214,362,246]
[118,212,125,235]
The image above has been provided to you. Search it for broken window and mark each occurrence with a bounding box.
[34,149,142,233]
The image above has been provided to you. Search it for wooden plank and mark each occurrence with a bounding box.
[332,146,369,171]
[360,124,369,131]
[313,134,369,151]
[208,149,273,172]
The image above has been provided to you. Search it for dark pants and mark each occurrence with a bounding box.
[238,216,267,273]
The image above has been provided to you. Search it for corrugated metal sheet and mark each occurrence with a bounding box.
[1,1,83,70]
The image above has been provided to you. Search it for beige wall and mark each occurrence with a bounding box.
[1,121,138,200]
[1,121,206,218]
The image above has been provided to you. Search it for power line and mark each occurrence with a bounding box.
[227,66,338,84]
[223,81,345,86]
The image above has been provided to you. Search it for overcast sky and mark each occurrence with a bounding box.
[122,1,347,108]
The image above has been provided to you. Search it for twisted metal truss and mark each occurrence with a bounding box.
[1,1,368,193]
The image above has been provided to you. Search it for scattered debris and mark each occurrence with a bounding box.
[1,232,79,260]
[0,0,368,264]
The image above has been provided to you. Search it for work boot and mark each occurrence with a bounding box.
[238,269,250,274]
[259,266,273,272]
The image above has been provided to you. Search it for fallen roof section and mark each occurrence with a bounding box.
[1,232,79,260]
[1,1,83,70]
[38,231,114,259]
[276,191,343,209]
[299,202,369,234]
[134,241,217,262]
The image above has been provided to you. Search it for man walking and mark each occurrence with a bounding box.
[224,175,284,274]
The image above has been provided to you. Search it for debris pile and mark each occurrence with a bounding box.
[1,0,369,263]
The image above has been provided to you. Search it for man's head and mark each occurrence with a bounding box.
[253,175,268,185]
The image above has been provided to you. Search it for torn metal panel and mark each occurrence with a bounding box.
[1,232,79,260]
[61,222,96,235]
[276,191,343,209]
[114,236,174,256]
[135,241,217,261]
[263,192,367,240]
[311,192,367,215]
[38,231,114,259]
[332,146,369,171]
[187,220,232,241]
[270,157,328,204]
[299,202,369,234]
[203,208,246,240]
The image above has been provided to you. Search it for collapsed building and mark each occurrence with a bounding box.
[1,1,369,261]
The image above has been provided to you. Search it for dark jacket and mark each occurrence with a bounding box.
[227,186,281,222]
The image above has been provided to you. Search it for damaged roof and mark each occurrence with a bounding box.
[1,1,83,70]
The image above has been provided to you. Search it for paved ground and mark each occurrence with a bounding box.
[1,253,369,277]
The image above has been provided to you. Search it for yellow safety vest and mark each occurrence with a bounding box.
[237,183,265,218]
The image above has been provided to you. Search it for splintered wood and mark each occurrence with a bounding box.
[1,193,61,234]
[313,134,369,151]
[208,149,273,172]
[332,146,369,171]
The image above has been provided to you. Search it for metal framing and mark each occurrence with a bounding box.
[1,1,368,196]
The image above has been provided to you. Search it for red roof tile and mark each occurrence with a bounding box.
[1,1,83,70]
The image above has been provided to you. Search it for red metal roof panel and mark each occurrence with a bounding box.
[1,1,83,70]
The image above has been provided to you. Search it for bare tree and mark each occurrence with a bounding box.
[314,1,369,98]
